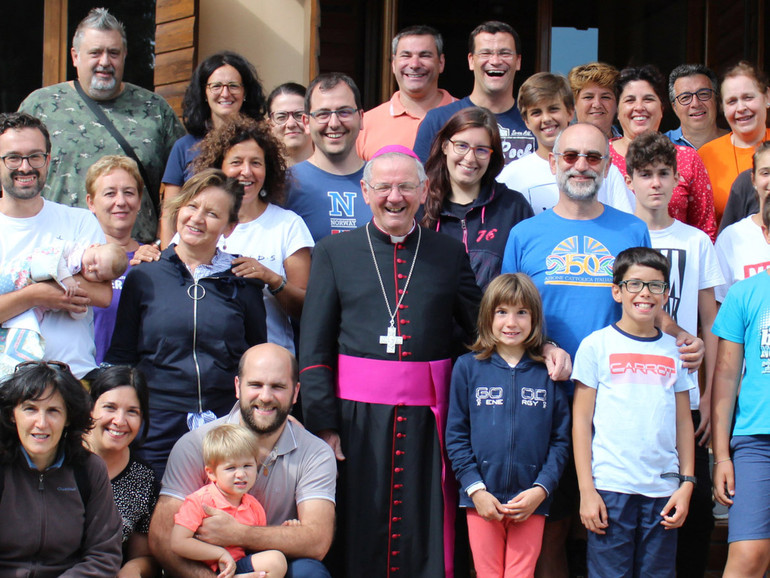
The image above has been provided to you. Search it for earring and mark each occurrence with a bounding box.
[259,189,268,198]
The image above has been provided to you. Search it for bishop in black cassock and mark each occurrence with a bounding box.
[300,147,481,578]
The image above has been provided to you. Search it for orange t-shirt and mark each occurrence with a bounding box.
[175,482,267,569]
[698,128,770,224]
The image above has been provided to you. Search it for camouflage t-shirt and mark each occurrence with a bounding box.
[19,82,185,242]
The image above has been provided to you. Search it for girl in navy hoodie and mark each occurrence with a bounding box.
[446,273,570,577]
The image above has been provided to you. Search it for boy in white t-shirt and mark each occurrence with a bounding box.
[497,72,635,214]
[572,247,696,578]
[626,131,722,575]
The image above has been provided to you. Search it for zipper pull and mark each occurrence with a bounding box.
[39,473,44,491]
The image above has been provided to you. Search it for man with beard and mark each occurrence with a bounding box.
[286,73,372,241]
[149,343,336,577]
[502,122,651,360]
[0,112,110,378]
[19,8,184,243]
[501,122,703,578]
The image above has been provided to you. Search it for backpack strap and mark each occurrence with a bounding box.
[73,79,160,217]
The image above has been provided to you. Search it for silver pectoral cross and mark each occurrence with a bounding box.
[379,323,403,354]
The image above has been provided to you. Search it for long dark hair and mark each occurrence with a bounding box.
[421,107,504,228]
[89,366,150,446]
[0,362,93,465]
[183,51,266,138]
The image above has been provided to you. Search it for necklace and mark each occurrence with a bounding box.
[731,131,767,176]
[366,222,421,353]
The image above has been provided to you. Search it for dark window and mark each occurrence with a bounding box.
[0,0,45,111]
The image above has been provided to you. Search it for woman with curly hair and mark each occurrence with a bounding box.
[422,107,533,290]
[194,114,313,352]
[161,51,266,244]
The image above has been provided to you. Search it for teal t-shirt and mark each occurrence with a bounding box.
[712,271,770,435]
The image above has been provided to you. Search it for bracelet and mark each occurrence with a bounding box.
[715,458,732,465]
[269,276,287,295]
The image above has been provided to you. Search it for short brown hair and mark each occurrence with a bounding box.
[85,155,144,200]
[625,131,677,176]
[518,72,574,121]
[165,168,243,229]
[203,424,259,468]
[471,273,544,361]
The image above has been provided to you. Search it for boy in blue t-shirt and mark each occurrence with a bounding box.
[711,197,770,576]
[572,247,696,577]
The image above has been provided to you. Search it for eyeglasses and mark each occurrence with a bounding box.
[617,279,669,294]
[553,151,608,166]
[206,82,244,95]
[474,49,517,60]
[448,139,493,160]
[674,88,715,106]
[307,107,358,123]
[365,182,421,196]
[269,110,305,125]
[1,153,49,170]
[15,360,71,373]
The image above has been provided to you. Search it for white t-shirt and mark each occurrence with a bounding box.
[497,152,636,214]
[714,215,770,302]
[218,203,314,353]
[649,220,723,409]
[0,200,105,377]
[572,324,695,497]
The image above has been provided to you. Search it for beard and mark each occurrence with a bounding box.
[1,168,44,200]
[89,66,118,98]
[557,167,604,200]
[239,398,291,435]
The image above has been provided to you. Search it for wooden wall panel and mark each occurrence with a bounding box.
[156,16,195,53]
[154,0,197,117]
[157,0,196,23]
[155,47,195,85]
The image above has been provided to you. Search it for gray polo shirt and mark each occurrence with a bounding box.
[161,405,336,525]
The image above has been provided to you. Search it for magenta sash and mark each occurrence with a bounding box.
[337,354,456,578]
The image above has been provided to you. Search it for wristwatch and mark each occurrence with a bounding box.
[661,472,697,486]
[269,276,287,295]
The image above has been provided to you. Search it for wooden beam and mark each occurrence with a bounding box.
[43,0,68,86]
[380,0,398,102]
[536,0,553,72]
[309,0,321,81]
